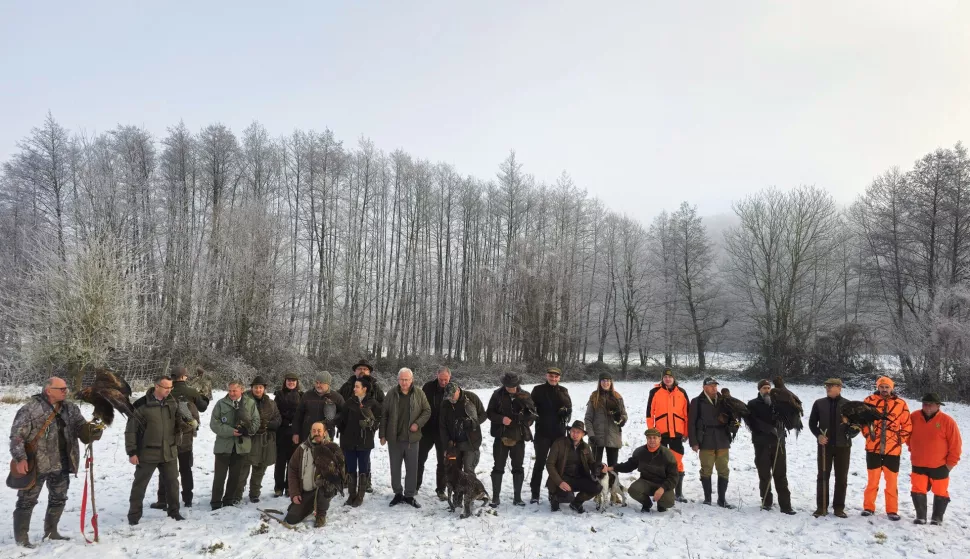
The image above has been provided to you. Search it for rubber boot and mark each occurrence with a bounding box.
[675,472,688,503]
[701,476,713,505]
[352,474,367,507]
[344,473,358,506]
[365,474,373,493]
[717,477,735,509]
[43,506,70,541]
[14,509,35,548]
[512,473,525,506]
[912,492,928,525]
[930,495,950,525]
[490,473,502,508]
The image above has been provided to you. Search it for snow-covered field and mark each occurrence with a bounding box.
[1,381,967,559]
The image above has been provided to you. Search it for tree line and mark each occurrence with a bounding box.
[0,114,967,398]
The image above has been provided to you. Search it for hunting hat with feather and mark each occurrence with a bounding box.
[351,359,373,373]
[501,372,520,388]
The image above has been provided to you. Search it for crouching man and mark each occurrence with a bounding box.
[284,422,345,528]
[609,428,678,512]
[545,420,604,513]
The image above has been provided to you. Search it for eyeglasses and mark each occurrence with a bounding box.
[49,387,69,392]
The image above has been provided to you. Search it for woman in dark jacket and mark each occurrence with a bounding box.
[337,376,383,507]
[273,373,302,497]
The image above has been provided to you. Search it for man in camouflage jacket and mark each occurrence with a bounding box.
[9,377,101,548]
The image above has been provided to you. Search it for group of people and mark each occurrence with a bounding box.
[7,365,963,546]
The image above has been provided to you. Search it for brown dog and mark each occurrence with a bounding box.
[444,449,489,519]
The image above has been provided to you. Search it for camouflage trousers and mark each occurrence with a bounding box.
[16,471,70,512]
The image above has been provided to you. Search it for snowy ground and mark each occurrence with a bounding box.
[1,381,967,559]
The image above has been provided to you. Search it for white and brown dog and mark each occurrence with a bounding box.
[593,466,627,511]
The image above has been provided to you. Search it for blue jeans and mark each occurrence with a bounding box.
[344,449,371,475]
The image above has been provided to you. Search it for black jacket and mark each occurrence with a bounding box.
[439,391,487,451]
[614,445,679,491]
[808,395,859,448]
[531,382,572,440]
[746,394,783,446]
[274,385,302,439]
[294,388,345,441]
[421,379,450,439]
[486,387,536,442]
[688,391,732,451]
[337,393,383,451]
[338,374,385,405]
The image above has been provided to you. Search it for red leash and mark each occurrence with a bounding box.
[80,444,99,543]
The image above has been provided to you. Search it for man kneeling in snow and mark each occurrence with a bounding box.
[608,428,678,512]
[545,420,603,513]
[284,422,345,527]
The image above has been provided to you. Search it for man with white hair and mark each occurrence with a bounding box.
[379,368,431,508]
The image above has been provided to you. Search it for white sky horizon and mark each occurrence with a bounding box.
[2,1,968,218]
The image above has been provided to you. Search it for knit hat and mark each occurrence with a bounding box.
[546,367,562,376]
[284,372,299,381]
[569,420,586,433]
[703,376,718,386]
[500,372,520,388]
[876,376,894,390]
[315,371,333,385]
[599,372,613,382]
[823,378,843,387]
[757,379,771,389]
[250,375,269,387]
[644,428,662,438]
[921,393,944,405]
[662,368,674,380]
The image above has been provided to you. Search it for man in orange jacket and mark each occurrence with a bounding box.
[646,368,689,503]
[860,376,911,520]
[909,393,962,525]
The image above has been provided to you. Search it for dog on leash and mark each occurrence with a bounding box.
[444,449,490,519]
[593,467,627,511]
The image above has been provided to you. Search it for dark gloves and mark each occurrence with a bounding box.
[558,407,571,420]
[236,424,250,437]
[79,421,104,444]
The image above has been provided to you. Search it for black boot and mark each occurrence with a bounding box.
[14,509,35,548]
[490,473,502,508]
[761,491,773,511]
[344,473,358,506]
[549,490,562,512]
[512,473,525,506]
[675,472,687,503]
[364,474,373,493]
[701,476,713,505]
[912,492,928,525]
[352,474,366,507]
[717,477,734,509]
[43,506,70,541]
[930,495,950,525]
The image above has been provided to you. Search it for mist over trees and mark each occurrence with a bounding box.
[0,114,967,398]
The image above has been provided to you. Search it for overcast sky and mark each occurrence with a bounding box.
[2,1,968,216]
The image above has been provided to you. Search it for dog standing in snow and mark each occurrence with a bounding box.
[593,466,627,511]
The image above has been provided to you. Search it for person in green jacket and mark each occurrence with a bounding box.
[235,376,281,503]
[379,368,431,508]
[125,375,195,525]
[209,380,260,510]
